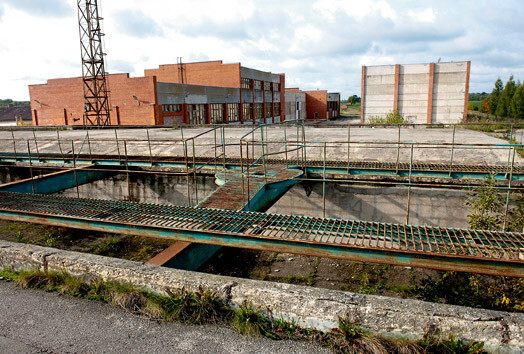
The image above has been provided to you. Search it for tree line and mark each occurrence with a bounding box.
[479,76,524,118]
[0,99,30,107]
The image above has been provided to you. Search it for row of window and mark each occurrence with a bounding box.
[162,104,182,113]
[240,78,280,92]
[174,103,281,124]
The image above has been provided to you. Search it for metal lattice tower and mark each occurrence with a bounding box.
[77,0,111,127]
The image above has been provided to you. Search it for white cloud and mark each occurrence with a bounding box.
[408,8,436,23]
[1,0,524,100]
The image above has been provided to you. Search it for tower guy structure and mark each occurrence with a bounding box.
[77,0,111,126]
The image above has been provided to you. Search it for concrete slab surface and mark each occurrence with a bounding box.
[0,281,328,354]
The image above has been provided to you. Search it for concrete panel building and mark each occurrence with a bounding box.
[284,89,306,120]
[361,61,470,124]
[29,60,285,126]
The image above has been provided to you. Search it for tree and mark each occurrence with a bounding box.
[347,95,360,104]
[488,78,503,115]
[510,84,524,119]
[496,75,516,117]
[480,97,489,113]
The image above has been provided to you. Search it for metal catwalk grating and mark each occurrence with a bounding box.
[1,152,523,174]
[0,191,523,264]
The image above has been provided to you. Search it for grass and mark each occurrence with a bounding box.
[0,267,487,353]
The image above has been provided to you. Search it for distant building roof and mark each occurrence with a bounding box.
[0,105,31,122]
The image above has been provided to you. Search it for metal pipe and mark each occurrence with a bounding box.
[449,125,456,177]
[146,128,153,167]
[503,146,516,231]
[396,125,401,174]
[406,144,414,224]
[26,140,35,194]
[71,140,79,198]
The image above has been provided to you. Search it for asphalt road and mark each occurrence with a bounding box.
[0,281,329,353]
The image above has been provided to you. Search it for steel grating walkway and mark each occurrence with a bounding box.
[0,191,523,277]
[1,152,524,177]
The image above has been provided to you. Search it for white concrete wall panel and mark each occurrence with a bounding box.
[363,62,468,124]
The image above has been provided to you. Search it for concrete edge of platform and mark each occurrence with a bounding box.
[0,240,522,353]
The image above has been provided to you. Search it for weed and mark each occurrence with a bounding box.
[42,231,61,247]
[233,305,277,338]
[90,237,122,257]
[368,110,405,124]
[0,267,488,353]
[15,231,24,243]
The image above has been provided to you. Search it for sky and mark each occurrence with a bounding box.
[0,0,523,101]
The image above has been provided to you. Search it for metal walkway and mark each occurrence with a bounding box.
[0,191,522,277]
[1,152,523,182]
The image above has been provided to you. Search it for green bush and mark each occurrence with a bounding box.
[367,110,405,124]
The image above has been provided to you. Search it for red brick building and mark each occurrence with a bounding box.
[285,88,340,120]
[29,60,285,126]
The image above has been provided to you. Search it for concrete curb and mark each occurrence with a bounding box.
[0,240,522,353]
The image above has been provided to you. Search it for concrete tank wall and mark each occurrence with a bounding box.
[56,174,470,229]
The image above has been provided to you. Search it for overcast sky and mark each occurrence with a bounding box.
[0,0,523,101]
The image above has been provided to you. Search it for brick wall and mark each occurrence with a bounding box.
[305,90,327,119]
[29,74,159,126]
[145,61,241,88]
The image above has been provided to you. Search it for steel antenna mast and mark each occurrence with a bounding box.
[77,0,111,127]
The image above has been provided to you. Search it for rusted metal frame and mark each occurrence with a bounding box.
[183,139,191,207]
[322,142,327,218]
[461,230,486,255]
[2,207,523,277]
[26,141,35,194]
[458,229,481,257]
[406,144,414,224]
[86,130,93,162]
[191,139,199,205]
[449,125,456,176]
[246,140,251,211]
[221,126,226,171]
[395,125,401,174]
[31,130,40,160]
[146,128,153,167]
[240,139,246,208]
[347,125,351,174]
[114,129,122,163]
[56,128,65,161]
[260,121,268,184]
[503,146,516,231]
[274,213,292,239]
[470,229,493,257]
[71,140,80,198]
[444,227,462,255]
[10,129,18,160]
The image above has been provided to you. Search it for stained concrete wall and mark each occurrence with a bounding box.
[269,182,469,228]
[52,174,470,229]
[362,62,469,124]
[1,241,522,353]
[284,91,306,120]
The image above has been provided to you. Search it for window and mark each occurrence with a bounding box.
[241,78,252,89]
[162,104,181,113]
[243,103,252,121]
[314,112,319,119]
[264,82,272,92]
[265,103,272,118]
[273,102,281,116]
[253,80,262,90]
[210,104,224,123]
[254,103,263,119]
[188,104,206,125]
[228,103,239,122]
[274,83,280,92]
